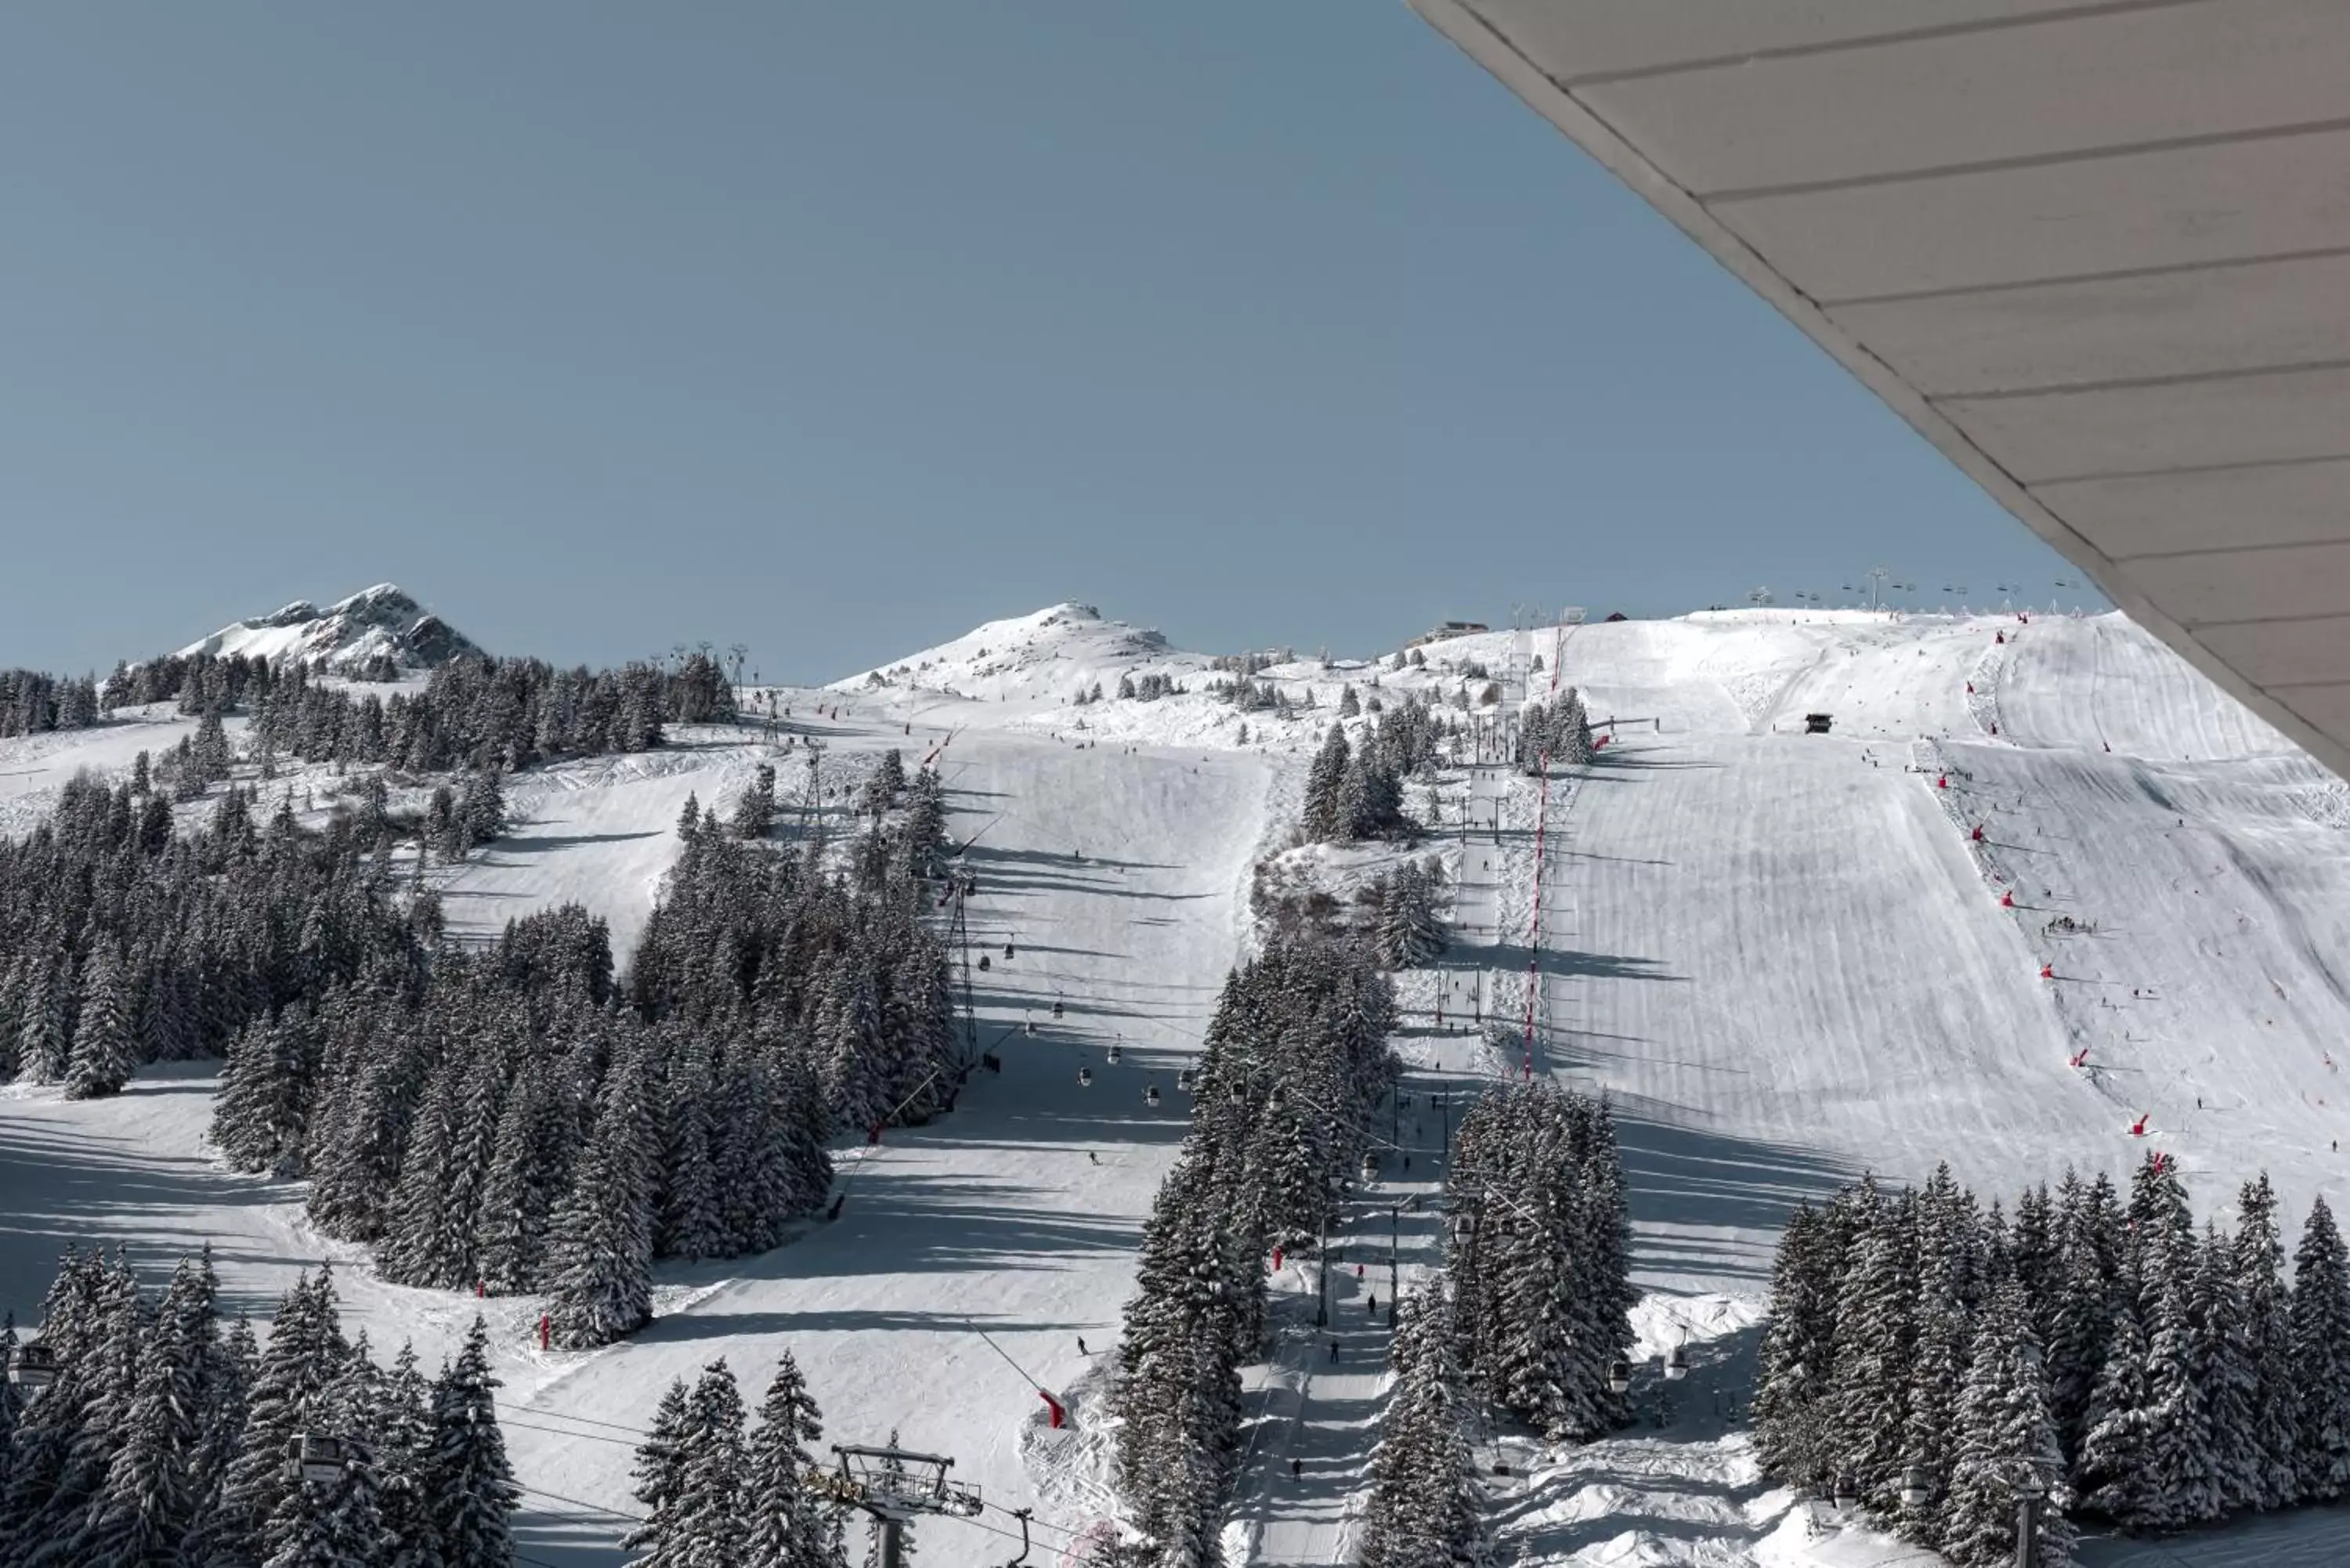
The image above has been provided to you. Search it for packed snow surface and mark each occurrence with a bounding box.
[10,602,2350,1565]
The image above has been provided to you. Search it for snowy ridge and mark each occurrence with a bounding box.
[176,582,483,671]
[12,598,2350,1565]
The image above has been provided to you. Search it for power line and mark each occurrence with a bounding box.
[515,1480,647,1526]
[500,1417,645,1451]
[494,1399,652,1439]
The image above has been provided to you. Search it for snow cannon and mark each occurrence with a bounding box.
[1971,823,1985,842]
[2039,963,2054,980]
[2069,1048,2091,1070]
[2129,1114,2149,1137]
[1936,775,1948,789]
[2001,891,2014,909]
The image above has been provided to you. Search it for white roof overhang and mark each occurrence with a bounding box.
[1410,0,2350,775]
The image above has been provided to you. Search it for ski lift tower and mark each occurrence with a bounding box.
[813,1444,983,1568]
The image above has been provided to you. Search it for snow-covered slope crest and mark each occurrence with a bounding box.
[829,602,1217,703]
[177,583,483,671]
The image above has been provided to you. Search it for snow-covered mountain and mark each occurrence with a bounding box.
[175,582,481,670]
[13,597,2350,1566]
[830,601,1216,701]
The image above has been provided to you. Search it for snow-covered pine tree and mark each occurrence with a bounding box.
[656,1039,728,1262]
[2290,1194,2350,1501]
[2232,1174,2300,1508]
[1827,1182,1918,1514]
[1360,1286,1484,1568]
[70,1252,213,1566]
[1302,725,1350,842]
[430,1316,519,1568]
[260,1344,387,1568]
[2073,1291,2156,1527]
[206,1268,350,1568]
[1900,1239,1971,1541]
[2192,1221,2261,1516]
[2138,1219,2216,1527]
[732,762,778,840]
[747,1351,841,1568]
[63,947,136,1099]
[474,1057,571,1293]
[2044,1172,2117,1464]
[1940,1281,2073,1568]
[544,1053,656,1349]
[637,1359,749,1568]
[1752,1200,1848,1492]
[627,1379,693,1562]
[375,1342,443,1568]
[379,1062,473,1289]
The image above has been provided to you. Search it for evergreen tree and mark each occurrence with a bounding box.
[2290,1194,2350,1501]
[627,1381,692,1561]
[1301,726,1349,842]
[429,1317,518,1568]
[2193,1223,2261,1516]
[2233,1174,2300,1508]
[1940,1282,2073,1568]
[1827,1184,1917,1513]
[1360,1288,1484,1568]
[746,1352,839,1568]
[376,1342,443,1568]
[63,947,136,1099]
[544,1056,656,1349]
[2075,1295,2156,1526]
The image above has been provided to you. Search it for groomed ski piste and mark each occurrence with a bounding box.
[8,599,2350,1566]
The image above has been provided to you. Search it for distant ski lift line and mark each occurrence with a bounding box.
[1520,610,1578,1076]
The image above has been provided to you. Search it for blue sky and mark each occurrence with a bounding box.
[0,4,2090,680]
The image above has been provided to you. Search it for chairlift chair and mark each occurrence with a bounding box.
[297,1433,347,1486]
[6,1343,57,1390]
[1077,1067,1093,1088]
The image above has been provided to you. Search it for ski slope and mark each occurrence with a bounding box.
[11,601,2350,1566]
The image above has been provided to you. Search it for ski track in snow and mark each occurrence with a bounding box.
[10,605,2350,1565]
